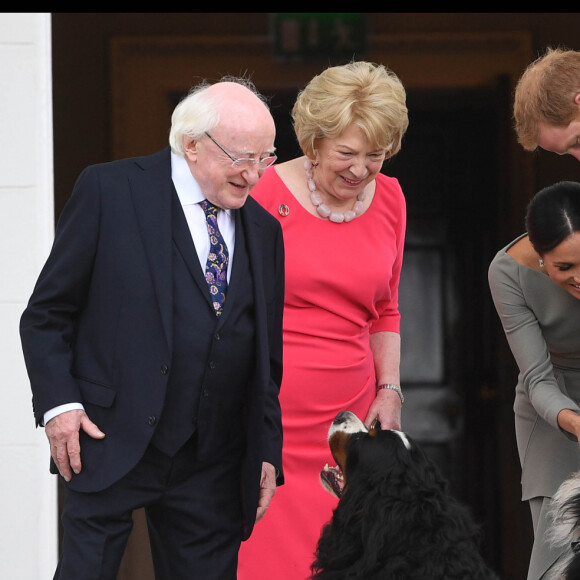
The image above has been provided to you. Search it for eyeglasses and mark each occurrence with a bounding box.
[204,132,277,170]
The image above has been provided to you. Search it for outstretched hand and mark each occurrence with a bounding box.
[45,409,105,482]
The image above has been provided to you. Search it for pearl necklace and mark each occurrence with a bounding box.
[305,159,366,223]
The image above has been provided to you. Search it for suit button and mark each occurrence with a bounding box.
[160,365,169,374]
[209,360,216,369]
[148,416,156,425]
[214,332,221,341]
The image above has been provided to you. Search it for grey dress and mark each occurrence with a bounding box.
[489,233,580,579]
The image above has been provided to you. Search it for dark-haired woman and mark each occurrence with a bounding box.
[489,180,580,579]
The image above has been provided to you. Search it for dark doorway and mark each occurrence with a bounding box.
[388,84,529,577]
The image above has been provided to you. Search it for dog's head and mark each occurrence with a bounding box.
[320,410,412,499]
[313,411,499,579]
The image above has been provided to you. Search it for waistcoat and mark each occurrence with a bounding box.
[151,191,256,457]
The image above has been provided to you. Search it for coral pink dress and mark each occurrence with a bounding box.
[237,165,406,579]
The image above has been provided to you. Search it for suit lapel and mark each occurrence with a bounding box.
[171,189,215,311]
[239,201,266,328]
[213,208,248,327]
[129,148,174,350]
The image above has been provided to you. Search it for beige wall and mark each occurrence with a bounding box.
[0,12,57,578]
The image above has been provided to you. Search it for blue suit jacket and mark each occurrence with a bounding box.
[20,147,285,539]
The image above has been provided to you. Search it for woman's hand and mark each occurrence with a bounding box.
[557,408,580,444]
[364,388,402,431]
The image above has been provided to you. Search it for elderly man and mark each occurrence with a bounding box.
[20,78,285,579]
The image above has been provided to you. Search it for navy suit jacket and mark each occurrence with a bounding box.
[20,147,285,539]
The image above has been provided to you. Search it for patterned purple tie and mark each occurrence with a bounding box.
[201,200,229,316]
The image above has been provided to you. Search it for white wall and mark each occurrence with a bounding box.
[0,13,58,578]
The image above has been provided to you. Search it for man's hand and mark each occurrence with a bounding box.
[255,461,277,523]
[45,409,105,482]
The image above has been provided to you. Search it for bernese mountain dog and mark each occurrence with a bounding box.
[311,410,499,579]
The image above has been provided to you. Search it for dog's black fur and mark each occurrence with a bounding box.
[545,470,580,580]
[311,411,499,580]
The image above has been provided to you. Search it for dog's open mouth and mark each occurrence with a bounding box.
[321,464,344,498]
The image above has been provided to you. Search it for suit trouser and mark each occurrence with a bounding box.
[54,434,244,580]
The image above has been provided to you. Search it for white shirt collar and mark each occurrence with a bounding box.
[171,151,204,206]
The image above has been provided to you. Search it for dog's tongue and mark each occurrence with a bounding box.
[320,464,344,498]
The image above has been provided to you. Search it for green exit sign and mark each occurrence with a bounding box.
[272,13,367,59]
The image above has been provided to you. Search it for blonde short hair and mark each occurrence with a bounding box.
[292,61,408,159]
[514,47,580,151]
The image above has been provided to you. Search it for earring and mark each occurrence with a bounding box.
[539,258,544,268]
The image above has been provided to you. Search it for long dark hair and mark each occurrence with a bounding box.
[526,181,580,255]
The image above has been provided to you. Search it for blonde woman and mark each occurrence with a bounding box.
[238,61,409,580]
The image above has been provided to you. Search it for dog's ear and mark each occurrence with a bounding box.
[328,430,351,473]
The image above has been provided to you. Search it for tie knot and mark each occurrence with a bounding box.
[201,199,219,218]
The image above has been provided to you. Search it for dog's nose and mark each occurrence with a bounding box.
[334,411,349,425]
